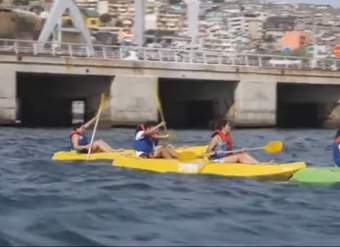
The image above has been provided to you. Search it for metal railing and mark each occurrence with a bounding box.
[0,38,339,71]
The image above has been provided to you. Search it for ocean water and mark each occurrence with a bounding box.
[0,127,339,246]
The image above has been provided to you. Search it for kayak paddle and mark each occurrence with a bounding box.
[178,140,283,161]
[87,93,106,161]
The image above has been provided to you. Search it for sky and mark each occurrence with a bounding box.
[270,0,340,7]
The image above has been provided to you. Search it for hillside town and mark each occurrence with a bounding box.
[1,0,340,58]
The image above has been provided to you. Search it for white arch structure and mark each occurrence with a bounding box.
[38,0,199,48]
[134,0,200,46]
[38,0,92,47]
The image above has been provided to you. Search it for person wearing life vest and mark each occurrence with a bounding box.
[333,129,340,167]
[206,119,258,164]
[133,121,177,159]
[70,114,115,153]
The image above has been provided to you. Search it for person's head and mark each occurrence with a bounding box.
[73,123,86,134]
[136,121,157,133]
[214,119,231,134]
[336,128,340,138]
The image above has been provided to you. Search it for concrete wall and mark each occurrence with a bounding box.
[234,79,277,127]
[0,65,16,125]
[109,75,158,125]
[0,54,340,127]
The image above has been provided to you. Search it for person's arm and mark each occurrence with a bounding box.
[81,114,99,130]
[206,136,218,157]
[71,134,90,151]
[152,133,170,140]
[144,121,165,135]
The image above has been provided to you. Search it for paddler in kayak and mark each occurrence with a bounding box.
[333,128,340,167]
[70,115,115,153]
[133,121,177,159]
[206,119,258,164]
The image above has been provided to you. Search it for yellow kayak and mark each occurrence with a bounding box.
[51,145,208,161]
[51,149,134,161]
[112,153,305,180]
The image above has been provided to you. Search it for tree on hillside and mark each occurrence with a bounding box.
[13,0,29,5]
[100,13,112,23]
[170,0,181,4]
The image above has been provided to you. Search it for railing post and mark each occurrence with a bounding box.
[119,47,123,59]
[103,46,107,59]
[14,41,18,54]
[332,59,337,71]
[158,49,161,61]
[33,43,37,55]
[322,59,326,70]
[68,44,72,57]
[258,55,263,67]
[245,55,249,66]
[86,46,90,57]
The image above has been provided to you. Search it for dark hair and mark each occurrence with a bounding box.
[135,121,157,133]
[214,119,229,130]
[336,128,340,138]
[211,119,229,137]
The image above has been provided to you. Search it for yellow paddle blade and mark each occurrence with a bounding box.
[263,141,283,153]
[98,93,106,112]
[152,80,167,131]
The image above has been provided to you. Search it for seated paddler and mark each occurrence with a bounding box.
[70,114,115,153]
[206,119,258,164]
[133,121,177,159]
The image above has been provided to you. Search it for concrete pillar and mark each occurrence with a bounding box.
[233,80,277,127]
[184,0,200,47]
[109,75,158,125]
[0,65,16,125]
[134,0,146,46]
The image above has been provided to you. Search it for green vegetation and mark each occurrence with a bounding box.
[13,0,29,5]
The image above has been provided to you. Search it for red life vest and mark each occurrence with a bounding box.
[69,130,89,146]
[335,136,340,144]
[69,130,81,138]
[215,129,233,151]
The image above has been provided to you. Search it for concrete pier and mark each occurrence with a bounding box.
[109,75,158,125]
[1,54,340,128]
[0,64,16,125]
[234,79,277,127]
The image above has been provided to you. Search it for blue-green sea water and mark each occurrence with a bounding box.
[0,127,339,246]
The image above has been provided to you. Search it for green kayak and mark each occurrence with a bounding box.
[290,167,340,184]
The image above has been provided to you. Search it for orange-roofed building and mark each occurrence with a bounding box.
[280,31,311,51]
[333,45,340,57]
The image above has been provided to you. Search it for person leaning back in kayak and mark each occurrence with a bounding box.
[333,128,340,167]
[133,121,177,159]
[70,114,115,153]
[206,119,258,164]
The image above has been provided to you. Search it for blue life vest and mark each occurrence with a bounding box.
[210,130,233,160]
[70,130,89,149]
[133,131,154,155]
[333,136,340,167]
[211,142,228,160]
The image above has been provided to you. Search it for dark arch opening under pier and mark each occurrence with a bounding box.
[159,78,238,129]
[277,83,340,128]
[16,72,112,127]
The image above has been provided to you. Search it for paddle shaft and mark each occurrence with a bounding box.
[87,113,101,160]
[202,147,263,157]
[87,95,105,160]
[154,80,168,132]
